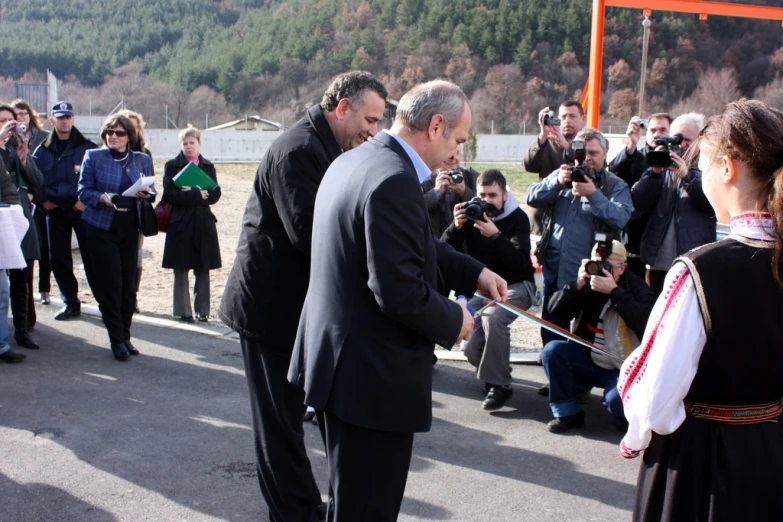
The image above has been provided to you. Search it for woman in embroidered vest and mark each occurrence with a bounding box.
[161,125,221,323]
[78,114,155,361]
[618,99,783,521]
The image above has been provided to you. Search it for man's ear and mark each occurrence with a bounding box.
[334,98,352,121]
[428,114,446,140]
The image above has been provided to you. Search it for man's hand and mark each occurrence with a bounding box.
[557,164,572,187]
[477,267,508,302]
[42,201,58,211]
[670,152,689,179]
[550,125,569,150]
[473,213,500,238]
[72,201,85,212]
[572,176,597,198]
[0,121,15,144]
[453,203,468,230]
[537,106,562,146]
[455,298,473,343]
[434,170,451,194]
[576,259,591,291]
[450,174,467,198]
[626,116,642,153]
[590,269,618,294]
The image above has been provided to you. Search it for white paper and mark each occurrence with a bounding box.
[121,176,155,197]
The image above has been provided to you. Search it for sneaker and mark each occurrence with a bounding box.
[547,411,585,433]
[40,292,50,305]
[0,349,26,363]
[482,385,513,410]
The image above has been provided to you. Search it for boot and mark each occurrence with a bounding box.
[134,268,142,314]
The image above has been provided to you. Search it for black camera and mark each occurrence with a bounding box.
[543,110,561,127]
[461,197,487,222]
[447,168,463,184]
[564,139,593,183]
[647,133,685,168]
[585,232,613,276]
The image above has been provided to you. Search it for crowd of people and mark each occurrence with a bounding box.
[1,72,781,522]
[0,101,221,362]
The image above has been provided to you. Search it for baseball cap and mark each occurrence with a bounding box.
[52,101,74,118]
[591,240,627,263]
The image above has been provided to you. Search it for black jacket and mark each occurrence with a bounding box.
[548,269,656,342]
[288,131,484,433]
[631,167,716,267]
[161,153,221,271]
[421,166,480,239]
[0,146,43,260]
[219,105,342,347]
[609,146,650,256]
[441,204,534,286]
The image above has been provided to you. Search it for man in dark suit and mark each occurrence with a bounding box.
[219,71,387,522]
[288,80,508,521]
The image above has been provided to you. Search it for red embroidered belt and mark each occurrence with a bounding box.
[684,400,782,424]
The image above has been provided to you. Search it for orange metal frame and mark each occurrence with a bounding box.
[583,0,783,128]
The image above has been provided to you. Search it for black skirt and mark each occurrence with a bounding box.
[633,415,783,522]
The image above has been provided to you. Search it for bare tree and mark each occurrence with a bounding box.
[608,88,638,120]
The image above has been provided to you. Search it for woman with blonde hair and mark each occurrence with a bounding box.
[117,109,153,313]
[619,99,783,520]
[161,125,221,322]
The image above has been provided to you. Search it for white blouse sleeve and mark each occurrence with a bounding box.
[616,262,707,458]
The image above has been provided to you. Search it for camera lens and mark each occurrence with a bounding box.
[585,260,601,276]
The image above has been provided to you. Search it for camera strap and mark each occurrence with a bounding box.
[474,290,624,362]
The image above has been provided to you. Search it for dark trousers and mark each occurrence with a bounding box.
[36,211,51,293]
[540,278,570,346]
[26,262,36,329]
[240,336,322,522]
[47,207,93,307]
[86,212,138,345]
[9,266,31,335]
[317,410,414,522]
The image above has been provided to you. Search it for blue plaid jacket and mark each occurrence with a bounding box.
[78,148,155,231]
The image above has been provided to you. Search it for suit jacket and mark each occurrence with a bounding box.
[288,132,484,433]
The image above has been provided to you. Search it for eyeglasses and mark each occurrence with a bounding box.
[105,130,128,137]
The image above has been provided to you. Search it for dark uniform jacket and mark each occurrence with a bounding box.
[219,105,341,349]
[33,127,97,207]
[161,153,221,271]
[288,132,483,433]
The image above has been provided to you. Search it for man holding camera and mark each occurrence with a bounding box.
[442,170,536,410]
[523,101,586,234]
[542,239,656,433]
[33,101,97,321]
[608,113,672,278]
[421,144,480,238]
[631,113,715,295]
[526,129,632,350]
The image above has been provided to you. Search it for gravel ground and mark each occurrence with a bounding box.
[44,162,544,353]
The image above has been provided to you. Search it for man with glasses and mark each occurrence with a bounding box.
[541,240,656,433]
[33,101,97,320]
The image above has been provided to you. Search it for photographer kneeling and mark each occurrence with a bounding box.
[542,238,655,433]
[442,170,536,410]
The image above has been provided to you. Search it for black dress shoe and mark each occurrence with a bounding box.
[110,343,130,361]
[197,314,208,322]
[482,385,513,410]
[180,315,195,323]
[14,333,40,350]
[481,382,492,396]
[547,411,585,433]
[0,349,26,363]
[537,383,550,396]
[124,341,140,356]
[315,501,328,521]
[54,306,81,321]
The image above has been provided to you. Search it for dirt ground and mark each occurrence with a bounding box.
[49,161,542,353]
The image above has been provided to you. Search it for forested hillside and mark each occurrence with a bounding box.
[2,0,782,130]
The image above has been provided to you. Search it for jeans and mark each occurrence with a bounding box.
[542,340,625,426]
[0,269,10,354]
[540,278,571,347]
[462,280,535,387]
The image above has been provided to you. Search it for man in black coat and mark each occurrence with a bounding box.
[218,71,387,522]
[287,80,508,521]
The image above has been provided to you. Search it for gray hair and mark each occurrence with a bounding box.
[575,127,609,151]
[396,80,468,137]
[672,112,705,133]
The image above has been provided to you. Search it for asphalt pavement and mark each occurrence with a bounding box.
[0,301,638,521]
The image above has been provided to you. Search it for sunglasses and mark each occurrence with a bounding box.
[105,130,128,137]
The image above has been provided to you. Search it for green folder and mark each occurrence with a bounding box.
[172,162,217,190]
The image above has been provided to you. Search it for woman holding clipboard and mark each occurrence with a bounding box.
[162,125,221,323]
[77,114,155,361]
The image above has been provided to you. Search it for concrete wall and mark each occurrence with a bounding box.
[142,129,630,163]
